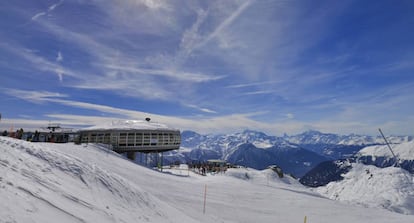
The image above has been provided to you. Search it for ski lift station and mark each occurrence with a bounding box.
[77,119,181,160]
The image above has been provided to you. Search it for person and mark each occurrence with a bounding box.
[202,166,206,175]
[48,132,55,143]
[2,130,7,136]
[16,128,24,139]
[33,130,40,142]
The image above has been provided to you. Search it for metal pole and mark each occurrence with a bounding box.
[161,152,163,172]
[203,184,207,214]
[378,128,399,167]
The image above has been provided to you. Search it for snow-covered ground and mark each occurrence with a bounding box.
[317,163,414,215]
[1,136,414,223]
[358,141,414,160]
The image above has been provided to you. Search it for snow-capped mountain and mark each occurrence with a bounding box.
[285,130,412,145]
[302,141,414,214]
[164,130,413,178]
[299,159,353,187]
[356,141,414,173]
[300,140,414,188]
[224,142,328,177]
[165,130,328,177]
[284,130,413,159]
[317,163,414,215]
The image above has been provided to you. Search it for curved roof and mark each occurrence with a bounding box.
[81,120,179,131]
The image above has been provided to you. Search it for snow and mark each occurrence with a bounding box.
[358,141,414,160]
[81,119,177,131]
[317,163,414,215]
[286,130,412,146]
[252,141,273,149]
[1,136,414,223]
[224,168,300,185]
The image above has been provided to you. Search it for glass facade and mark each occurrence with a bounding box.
[79,129,181,152]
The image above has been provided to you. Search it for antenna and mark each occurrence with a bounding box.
[378,128,399,167]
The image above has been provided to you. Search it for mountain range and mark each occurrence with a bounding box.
[300,140,414,187]
[161,130,413,178]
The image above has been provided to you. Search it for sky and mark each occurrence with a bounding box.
[0,0,414,136]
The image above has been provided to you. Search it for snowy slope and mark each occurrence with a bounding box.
[355,141,414,173]
[300,141,414,187]
[0,137,194,222]
[358,141,414,160]
[317,163,414,215]
[1,136,414,223]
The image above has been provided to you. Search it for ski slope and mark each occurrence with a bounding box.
[317,163,414,215]
[1,136,414,223]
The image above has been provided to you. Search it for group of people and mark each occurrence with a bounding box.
[1,128,24,139]
[189,162,228,176]
[1,129,64,143]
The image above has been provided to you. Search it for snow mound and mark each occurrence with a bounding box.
[317,163,414,215]
[357,141,414,160]
[224,167,301,186]
[0,137,194,222]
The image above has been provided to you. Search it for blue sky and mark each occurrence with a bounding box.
[1,0,413,136]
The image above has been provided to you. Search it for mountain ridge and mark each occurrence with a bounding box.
[163,129,412,177]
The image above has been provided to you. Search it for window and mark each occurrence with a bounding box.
[158,133,164,145]
[97,133,104,143]
[111,135,118,146]
[150,133,158,146]
[104,133,110,144]
[119,133,127,146]
[169,133,174,145]
[81,134,89,143]
[163,133,169,145]
[136,133,143,146]
[143,133,150,146]
[127,133,135,146]
[90,133,97,142]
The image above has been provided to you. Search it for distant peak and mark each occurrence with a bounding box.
[302,130,323,135]
[242,129,267,136]
[181,130,201,137]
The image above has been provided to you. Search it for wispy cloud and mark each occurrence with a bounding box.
[3,88,414,136]
[49,0,64,11]
[20,5,225,105]
[56,51,63,62]
[240,90,275,96]
[185,104,217,114]
[285,113,294,119]
[103,64,225,83]
[4,89,68,104]
[2,89,273,133]
[226,80,283,89]
[2,1,414,136]
[195,0,254,51]
[31,12,46,21]
[0,42,80,83]
[31,0,64,20]
[4,89,139,117]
